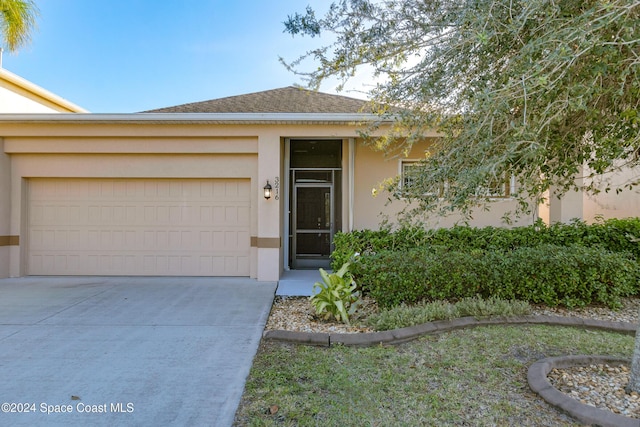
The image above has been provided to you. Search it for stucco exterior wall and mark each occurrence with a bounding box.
[583,166,640,222]
[0,139,11,277]
[257,131,282,281]
[352,140,536,230]
[3,118,607,278]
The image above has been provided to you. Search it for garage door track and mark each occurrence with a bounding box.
[0,276,276,426]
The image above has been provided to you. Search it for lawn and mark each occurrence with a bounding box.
[234,325,633,426]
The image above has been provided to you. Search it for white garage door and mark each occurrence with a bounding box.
[27,179,251,276]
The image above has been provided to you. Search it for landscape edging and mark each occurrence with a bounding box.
[528,355,640,427]
[262,315,637,347]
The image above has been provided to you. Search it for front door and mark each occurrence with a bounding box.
[292,184,333,269]
[288,139,342,270]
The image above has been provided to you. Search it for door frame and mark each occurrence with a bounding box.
[284,138,349,271]
[291,181,334,269]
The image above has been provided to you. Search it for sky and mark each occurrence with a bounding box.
[2,0,369,113]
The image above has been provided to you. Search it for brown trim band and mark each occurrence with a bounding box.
[250,236,281,248]
[0,235,19,246]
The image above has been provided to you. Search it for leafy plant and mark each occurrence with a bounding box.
[310,263,361,325]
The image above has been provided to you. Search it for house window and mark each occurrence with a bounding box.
[476,177,515,199]
[399,160,444,197]
[475,175,514,198]
[401,160,420,190]
[400,159,514,199]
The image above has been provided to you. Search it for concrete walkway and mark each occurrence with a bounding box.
[275,270,323,297]
[0,276,276,427]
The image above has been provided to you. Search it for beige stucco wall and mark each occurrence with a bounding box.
[352,140,536,229]
[583,165,640,222]
[257,131,282,281]
[0,138,10,277]
[548,171,584,224]
[540,165,640,226]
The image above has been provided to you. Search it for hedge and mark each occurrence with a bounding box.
[332,217,640,270]
[352,245,640,309]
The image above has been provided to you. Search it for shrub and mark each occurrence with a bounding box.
[353,247,492,308]
[353,245,639,309]
[333,218,640,267]
[331,227,429,269]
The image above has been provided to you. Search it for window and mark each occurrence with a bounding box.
[401,160,420,190]
[399,160,444,197]
[400,159,515,199]
[475,175,514,198]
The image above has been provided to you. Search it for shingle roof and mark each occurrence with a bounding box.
[143,86,373,114]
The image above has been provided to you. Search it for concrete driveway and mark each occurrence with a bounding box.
[0,276,276,427]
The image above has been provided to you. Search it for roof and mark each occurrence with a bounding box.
[144,86,374,114]
[0,112,385,126]
[0,68,88,113]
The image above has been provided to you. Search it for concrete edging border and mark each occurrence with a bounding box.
[528,355,640,427]
[263,315,637,347]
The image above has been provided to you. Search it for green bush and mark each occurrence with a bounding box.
[353,244,639,309]
[332,218,640,271]
[331,227,429,269]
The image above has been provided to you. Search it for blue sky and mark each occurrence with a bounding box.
[3,0,366,113]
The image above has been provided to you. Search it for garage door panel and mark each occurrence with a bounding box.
[28,179,251,276]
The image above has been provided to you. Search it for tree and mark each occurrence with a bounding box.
[283,0,640,395]
[1,0,38,52]
[282,0,640,221]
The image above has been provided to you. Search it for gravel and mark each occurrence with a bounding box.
[265,296,640,421]
[548,363,640,418]
[265,295,377,334]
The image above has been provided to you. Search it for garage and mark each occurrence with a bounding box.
[27,178,251,276]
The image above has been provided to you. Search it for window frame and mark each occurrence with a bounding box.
[398,159,516,200]
[399,159,445,198]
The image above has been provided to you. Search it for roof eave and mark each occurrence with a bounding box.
[0,112,394,125]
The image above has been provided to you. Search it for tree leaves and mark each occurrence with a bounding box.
[283,0,640,220]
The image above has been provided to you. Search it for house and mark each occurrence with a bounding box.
[0,84,635,280]
[0,67,87,113]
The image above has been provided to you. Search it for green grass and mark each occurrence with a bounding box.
[234,326,633,426]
